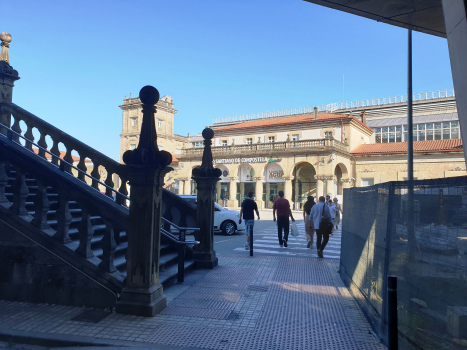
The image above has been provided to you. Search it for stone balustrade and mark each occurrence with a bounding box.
[181,138,349,158]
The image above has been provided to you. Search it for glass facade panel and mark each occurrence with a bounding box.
[418,124,425,130]
[426,130,433,140]
[389,126,395,132]
[375,134,381,143]
[452,128,459,139]
[426,123,433,130]
[435,123,441,129]
[382,133,388,143]
[396,131,402,142]
[389,133,395,142]
[451,121,459,127]
[443,122,451,128]
[435,129,442,140]
[443,129,450,139]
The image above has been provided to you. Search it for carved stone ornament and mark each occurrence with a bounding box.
[192,128,222,179]
[315,175,334,181]
[122,86,172,167]
[0,32,12,64]
[359,169,375,173]
[450,166,466,171]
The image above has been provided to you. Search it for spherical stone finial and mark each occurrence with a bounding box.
[202,128,214,140]
[139,85,160,106]
[0,32,12,43]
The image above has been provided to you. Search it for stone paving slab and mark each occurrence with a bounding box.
[0,254,386,350]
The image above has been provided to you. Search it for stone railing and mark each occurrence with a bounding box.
[0,102,197,229]
[181,138,348,157]
[0,102,129,204]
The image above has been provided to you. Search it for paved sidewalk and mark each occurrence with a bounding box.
[0,254,385,350]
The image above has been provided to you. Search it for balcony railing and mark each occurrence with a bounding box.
[181,138,348,157]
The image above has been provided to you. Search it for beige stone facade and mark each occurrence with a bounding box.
[119,95,189,163]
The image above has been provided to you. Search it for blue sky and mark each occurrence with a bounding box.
[3,0,453,161]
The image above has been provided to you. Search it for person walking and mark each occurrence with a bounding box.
[327,199,336,227]
[311,196,332,258]
[303,196,315,248]
[239,191,260,253]
[333,198,342,229]
[273,190,295,247]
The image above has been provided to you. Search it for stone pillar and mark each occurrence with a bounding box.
[216,182,222,204]
[265,182,271,208]
[227,177,238,207]
[116,86,173,317]
[283,176,292,202]
[254,176,264,209]
[192,128,222,269]
[0,32,20,135]
[182,178,191,195]
[239,182,245,205]
[442,0,467,162]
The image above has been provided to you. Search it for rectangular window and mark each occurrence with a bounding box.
[246,138,253,144]
[396,131,402,142]
[292,134,299,141]
[389,133,395,142]
[131,118,137,127]
[361,178,374,187]
[130,144,136,150]
[435,128,442,140]
[452,127,459,139]
[157,119,163,129]
[418,130,425,141]
[426,123,434,130]
[221,140,228,146]
[268,136,275,143]
[159,145,164,150]
[443,128,450,139]
[375,134,382,143]
[451,121,459,128]
[374,127,381,133]
[382,133,388,143]
[175,148,181,154]
[426,129,434,140]
[403,132,407,142]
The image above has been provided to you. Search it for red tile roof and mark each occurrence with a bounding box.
[351,139,463,155]
[32,148,84,162]
[213,113,374,133]
[171,154,180,163]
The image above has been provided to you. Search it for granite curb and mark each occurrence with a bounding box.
[0,328,211,350]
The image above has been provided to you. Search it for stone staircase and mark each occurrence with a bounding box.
[0,100,199,309]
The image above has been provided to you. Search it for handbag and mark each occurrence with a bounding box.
[319,203,333,233]
[290,221,299,236]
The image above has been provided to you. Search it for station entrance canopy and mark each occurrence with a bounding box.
[303,0,446,37]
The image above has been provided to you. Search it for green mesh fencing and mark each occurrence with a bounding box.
[341,176,467,349]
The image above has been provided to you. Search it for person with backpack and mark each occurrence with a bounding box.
[310,196,332,258]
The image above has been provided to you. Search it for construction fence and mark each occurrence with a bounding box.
[341,176,467,349]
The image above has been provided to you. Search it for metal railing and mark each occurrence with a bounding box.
[161,217,200,283]
[212,89,455,124]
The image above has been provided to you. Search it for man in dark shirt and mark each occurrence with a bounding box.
[273,191,295,247]
[239,191,260,251]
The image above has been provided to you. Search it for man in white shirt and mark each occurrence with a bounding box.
[311,196,332,258]
[327,199,336,223]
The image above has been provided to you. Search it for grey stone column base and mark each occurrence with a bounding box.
[116,283,167,317]
[193,252,218,269]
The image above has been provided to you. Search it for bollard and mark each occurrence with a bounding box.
[387,275,398,350]
[249,223,253,257]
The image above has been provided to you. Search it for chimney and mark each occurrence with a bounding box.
[313,106,318,120]
[360,111,367,125]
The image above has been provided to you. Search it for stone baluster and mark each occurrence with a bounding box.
[116,176,128,207]
[0,32,20,136]
[37,131,48,159]
[75,207,94,258]
[10,116,21,143]
[24,122,34,151]
[9,167,29,216]
[50,137,61,166]
[116,86,173,317]
[98,220,117,273]
[31,179,50,229]
[76,151,87,182]
[192,128,222,269]
[104,170,114,197]
[62,146,73,173]
[90,159,100,189]
[0,160,9,204]
[54,195,72,243]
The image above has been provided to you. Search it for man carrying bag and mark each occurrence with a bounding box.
[310,196,333,258]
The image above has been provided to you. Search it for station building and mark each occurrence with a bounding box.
[119,90,466,210]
